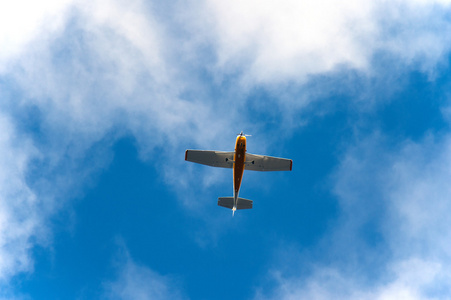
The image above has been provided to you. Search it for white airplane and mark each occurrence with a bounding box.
[185,132,292,214]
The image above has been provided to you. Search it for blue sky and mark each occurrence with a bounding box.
[2,0,451,299]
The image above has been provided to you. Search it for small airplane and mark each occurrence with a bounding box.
[185,132,292,214]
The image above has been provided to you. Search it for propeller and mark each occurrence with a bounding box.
[237,131,252,137]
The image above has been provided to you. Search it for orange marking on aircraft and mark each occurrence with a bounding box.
[233,135,246,196]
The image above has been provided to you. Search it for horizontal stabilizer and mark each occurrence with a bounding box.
[218,197,253,210]
[218,197,234,209]
[237,198,253,209]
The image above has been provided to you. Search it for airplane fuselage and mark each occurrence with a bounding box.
[233,135,246,205]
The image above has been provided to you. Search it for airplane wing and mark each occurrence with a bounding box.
[245,153,292,171]
[185,150,234,168]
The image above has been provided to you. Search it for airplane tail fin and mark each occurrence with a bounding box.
[218,197,253,210]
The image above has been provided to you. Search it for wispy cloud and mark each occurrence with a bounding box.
[258,133,451,299]
[0,0,237,287]
[0,113,41,280]
[102,244,187,300]
[256,258,444,299]
[1,0,451,295]
[187,0,451,87]
[0,0,73,71]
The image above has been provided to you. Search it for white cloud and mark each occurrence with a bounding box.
[258,258,444,300]
[258,134,451,299]
[0,0,73,71]
[103,247,187,300]
[187,0,451,86]
[201,0,375,84]
[0,114,43,281]
[9,0,237,148]
[1,0,451,295]
[0,0,236,288]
